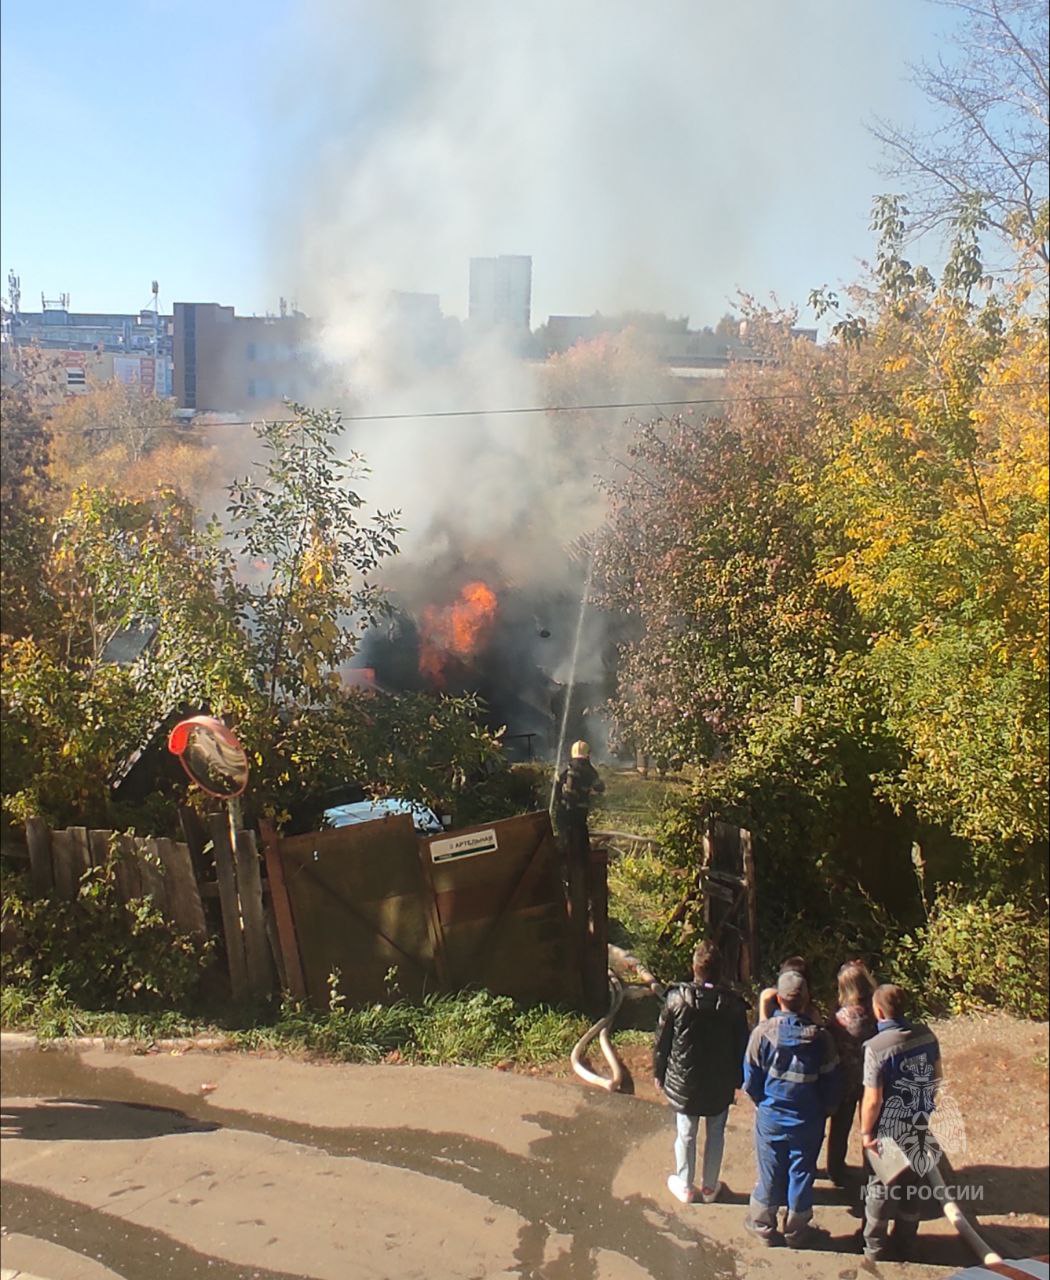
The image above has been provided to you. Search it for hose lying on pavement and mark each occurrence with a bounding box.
[928,1163,1003,1267]
[571,972,626,1092]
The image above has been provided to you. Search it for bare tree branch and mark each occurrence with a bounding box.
[869,0,1049,266]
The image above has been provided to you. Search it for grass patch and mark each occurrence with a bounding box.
[235,988,587,1067]
[610,1028,653,1048]
[591,769,690,839]
[1,980,208,1042]
[1,979,588,1069]
[597,774,697,981]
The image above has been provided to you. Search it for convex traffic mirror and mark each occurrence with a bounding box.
[167,716,250,798]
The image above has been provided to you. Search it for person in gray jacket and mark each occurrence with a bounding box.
[653,942,749,1204]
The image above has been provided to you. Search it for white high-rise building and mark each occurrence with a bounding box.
[468,255,532,333]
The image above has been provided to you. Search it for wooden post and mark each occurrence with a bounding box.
[68,826,91,889]
[113,833,144,903]
[415,835,449,991]
[258,819,306,1001]
[87,828,113,871]
[701,825,713,934]
[50,830,76,900]
[25,818,54,897]
[137,837,169,911]
[566,831,590,994]
[261,897,288,991]
[234,829,272,1000]
[586,839,610,1015]
[207,813,249,1001]
[177,805,211,883]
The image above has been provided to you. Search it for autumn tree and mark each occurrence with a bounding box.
[595,297,864,768]
[813,203,1049,864]
[1,485,254,826]
[2,405,509,830]
[48,380,215,502]
[227,406,401,707]
[0,382,52,638]
[599,199,1047,996]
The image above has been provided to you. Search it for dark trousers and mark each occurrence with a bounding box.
[863,1174,921,1258]
[826,1083,862,1180]
[749,1111,823,1242]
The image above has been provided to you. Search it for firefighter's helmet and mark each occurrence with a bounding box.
[570,740,590,759]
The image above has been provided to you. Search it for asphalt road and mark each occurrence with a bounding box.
[0,1037,980,1280]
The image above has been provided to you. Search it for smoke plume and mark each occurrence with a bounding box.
[252,1,928,745]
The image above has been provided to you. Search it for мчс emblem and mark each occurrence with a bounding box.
[878,1052,966,1177]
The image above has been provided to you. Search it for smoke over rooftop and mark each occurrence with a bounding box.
[251,1,929,749]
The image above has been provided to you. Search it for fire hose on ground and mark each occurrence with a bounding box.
[570,946,666,1093]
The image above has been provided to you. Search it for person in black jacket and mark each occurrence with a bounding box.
[653,941,750,1204]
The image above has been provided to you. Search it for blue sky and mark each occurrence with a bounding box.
[1,1,959,326]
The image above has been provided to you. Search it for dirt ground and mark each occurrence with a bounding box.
[1,1014,1046,1280]
[539,1010,1050,1263]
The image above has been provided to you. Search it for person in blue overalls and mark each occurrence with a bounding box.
[743,969,842,1249]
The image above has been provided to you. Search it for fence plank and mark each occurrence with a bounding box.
[258,819,306,1001]
[155,837,208,939]
[234,829,272,1000]
[261,899,287,990]
[69,827,91,887]
[207,813,248,1001]
[586,842,610,1014]
[25,818,54,897]
[88,828,112,871]
[177,806,211,883]
[113,833,143,903]
[136,838,169,912]
[50,830,76,901]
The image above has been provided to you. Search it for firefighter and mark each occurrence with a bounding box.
[554,741,605,983]
[554,740,605,861]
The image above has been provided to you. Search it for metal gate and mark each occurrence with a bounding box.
[421,810,582,1007]
[263,810,583,1009]
[263,814,442,1006]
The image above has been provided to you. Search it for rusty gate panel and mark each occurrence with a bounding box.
[276,814,441,1006]
[701,820,757,985]
[421,810,581,1007]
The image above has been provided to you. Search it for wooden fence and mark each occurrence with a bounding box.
[23,814,273,1004]
[18,807,621,1014]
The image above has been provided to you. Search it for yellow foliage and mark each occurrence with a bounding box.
[47,382,216,504]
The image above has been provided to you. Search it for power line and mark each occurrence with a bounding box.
[60,380,1047,434]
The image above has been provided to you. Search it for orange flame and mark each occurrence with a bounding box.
[419,581,498,686]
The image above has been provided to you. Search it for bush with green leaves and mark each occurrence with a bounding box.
[2,859,211,1011]
[888,888,1049,1020]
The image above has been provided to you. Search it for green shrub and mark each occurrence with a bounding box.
[411,989,519,1063]
[888,888,1049,1020]
[2,857,211,1012]
[452,761,546,828]
[608,841,696,982]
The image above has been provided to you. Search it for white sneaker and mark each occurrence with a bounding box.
[700,1181,724,1204]
[667,1174,696,1204]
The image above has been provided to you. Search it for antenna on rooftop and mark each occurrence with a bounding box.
[149,281,160,356]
